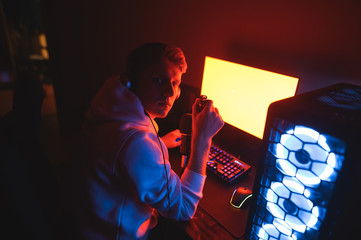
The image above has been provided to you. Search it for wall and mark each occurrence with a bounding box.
[42,0,361,133]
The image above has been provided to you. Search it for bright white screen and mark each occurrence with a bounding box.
[201,56,299,139]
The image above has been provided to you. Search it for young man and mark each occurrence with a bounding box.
[75,42,223,239]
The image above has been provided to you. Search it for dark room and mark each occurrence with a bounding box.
[1,0,360,239]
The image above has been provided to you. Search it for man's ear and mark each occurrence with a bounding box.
[176,87,181,100]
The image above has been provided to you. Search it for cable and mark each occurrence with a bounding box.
[145,111,171,239]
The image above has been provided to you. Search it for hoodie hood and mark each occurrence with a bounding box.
[86,75,149,126]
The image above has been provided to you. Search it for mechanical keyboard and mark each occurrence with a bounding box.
[207,145,251,183]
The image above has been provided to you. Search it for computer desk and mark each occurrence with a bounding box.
[169,144,261,239]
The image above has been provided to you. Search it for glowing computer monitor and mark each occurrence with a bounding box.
[200,56,299,139]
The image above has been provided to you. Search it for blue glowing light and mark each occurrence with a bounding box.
[271,182,290,198]
[303,144,328,162]
[311,162,334,181]
[293,126,319,143]
[262,224,280,238]
[276,143,289,159]
[250,120,346,240]
[280,134,303,151]
[277,159,297,176]
[290,193,313,211]
[267,202,285,219]
[296,169,321,187]
[265,188,278,203]
[273,218,292,236]
[282,176,304,194]
[285,214,306,233]
[318,135,330,152]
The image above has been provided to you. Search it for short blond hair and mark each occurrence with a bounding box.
[125,42,187,88]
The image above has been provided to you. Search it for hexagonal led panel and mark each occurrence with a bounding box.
[250,119,346,240]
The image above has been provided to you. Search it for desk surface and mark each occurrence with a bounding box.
[169,148,260,239]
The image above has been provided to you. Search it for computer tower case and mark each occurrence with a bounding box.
[246,83,361,240]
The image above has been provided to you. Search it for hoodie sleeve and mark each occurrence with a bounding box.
[118,130,206,221]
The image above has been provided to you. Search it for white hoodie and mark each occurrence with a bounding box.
[75,76,206,239]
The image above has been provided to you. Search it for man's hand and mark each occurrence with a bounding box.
[161,129,181,149]
[186,98,224,175]
[192,98,224,142]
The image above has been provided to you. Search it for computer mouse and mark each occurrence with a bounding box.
[230,187,253,209]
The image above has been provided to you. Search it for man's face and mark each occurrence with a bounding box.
[134,59,182,119]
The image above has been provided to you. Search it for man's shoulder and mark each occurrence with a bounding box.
[124,125,158,146]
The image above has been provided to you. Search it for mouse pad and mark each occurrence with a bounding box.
[199,162,257,239]
[170,149,260,238]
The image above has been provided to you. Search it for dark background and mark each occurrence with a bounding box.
[1,1,361,239]
[41,0,361,134]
